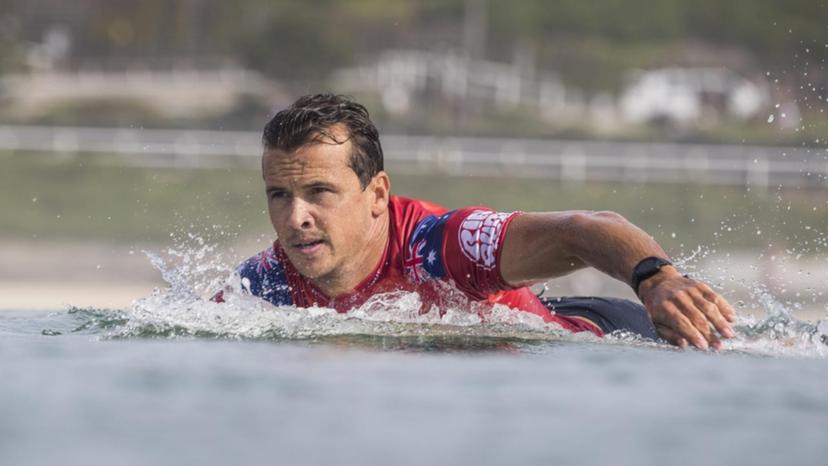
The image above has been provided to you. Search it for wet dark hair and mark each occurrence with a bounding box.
[262,93,384,189]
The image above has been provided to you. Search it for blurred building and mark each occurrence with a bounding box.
[333,50,774,135]
[619,67,771,127]
[0,67,283,121]
[332,49,587,123]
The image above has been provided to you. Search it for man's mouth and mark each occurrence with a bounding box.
[292,239,325,254]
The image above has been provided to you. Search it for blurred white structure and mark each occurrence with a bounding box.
[332,49,586,121]
[2,125,824,189]
[0,68,282,118]
[25,26,73,70]
[334,52,773,133]
[620,67,770,125]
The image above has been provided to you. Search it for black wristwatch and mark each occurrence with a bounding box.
[631,257,673,296]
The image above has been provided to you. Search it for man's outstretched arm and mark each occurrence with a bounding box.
[500,211,736,350]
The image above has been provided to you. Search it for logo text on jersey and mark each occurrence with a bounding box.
[458,210,510,269]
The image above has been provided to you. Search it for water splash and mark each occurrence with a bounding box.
[669,237,828,357]
[722,289,828,357]
[54,237,828,357]
[73,237,591,345]
[115,284,596,344]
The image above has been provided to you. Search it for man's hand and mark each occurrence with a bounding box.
[637,266,736,350]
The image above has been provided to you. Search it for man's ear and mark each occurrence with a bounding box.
[370,171,391,217]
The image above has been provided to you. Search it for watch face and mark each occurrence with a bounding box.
[633,257,672,294]
[644,259,664,274]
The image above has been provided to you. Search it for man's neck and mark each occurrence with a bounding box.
[311,213,390,298]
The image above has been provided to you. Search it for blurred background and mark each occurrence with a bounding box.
[1,0,826,317]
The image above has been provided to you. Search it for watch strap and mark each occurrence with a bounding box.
[631,257,673,296]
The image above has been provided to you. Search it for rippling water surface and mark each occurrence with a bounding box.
[2,247,827,466]
[2,301,828,466]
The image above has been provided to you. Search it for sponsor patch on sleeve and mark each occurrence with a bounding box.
[457,210,512,270]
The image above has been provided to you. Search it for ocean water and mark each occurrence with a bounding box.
[2,247,828,466]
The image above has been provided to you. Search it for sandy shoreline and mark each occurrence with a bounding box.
[0,237,254,311]
[0,238,163,310]
[0,280,159,311]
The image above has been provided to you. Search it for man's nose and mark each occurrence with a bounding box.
[286,197,314,230]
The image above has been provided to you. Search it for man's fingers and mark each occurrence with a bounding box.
[716,295,737,323]
[654,324,688,349]
[687,288,735,339]
[655,301,709,350]
[672,290,720,346]
[643,274,735,351]
[696,282,737,323]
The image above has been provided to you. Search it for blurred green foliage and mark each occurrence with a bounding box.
[2,1,825,141]
[5,0,825,85]
[0,17,23,74]
[1,151,269,243]
[4,150,827,255]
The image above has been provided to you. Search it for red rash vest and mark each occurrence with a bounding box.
[219,196,602,336]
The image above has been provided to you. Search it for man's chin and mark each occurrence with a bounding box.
[296,267,327,280]
[286,255,330,279]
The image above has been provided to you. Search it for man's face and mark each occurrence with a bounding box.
[262,127,387,288]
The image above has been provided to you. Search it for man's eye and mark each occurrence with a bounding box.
[311,187,332,195]
[269,191,288,200]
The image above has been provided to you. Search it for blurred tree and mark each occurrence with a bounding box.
[1,0,824,122]
[0,13,24,74]
[3,0,823,77]
[236,0,352,83]
[484,0,826,91]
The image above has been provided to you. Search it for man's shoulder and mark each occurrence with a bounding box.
[390,195,447,217]
[237,244,283,275]
[235,243,292,305]
[389,195,449,242]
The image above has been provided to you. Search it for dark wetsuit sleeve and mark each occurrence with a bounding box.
[542,296,658,340]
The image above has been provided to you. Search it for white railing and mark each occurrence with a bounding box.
[2,124,826,188]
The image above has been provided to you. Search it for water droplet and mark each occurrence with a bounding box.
[767,114,775,123]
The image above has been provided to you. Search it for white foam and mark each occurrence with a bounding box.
[108,236,827,357]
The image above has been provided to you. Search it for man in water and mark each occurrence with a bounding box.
[217,93,736,350]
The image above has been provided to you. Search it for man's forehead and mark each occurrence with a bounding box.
[263,142,350,167]
[262,143,354,184]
